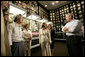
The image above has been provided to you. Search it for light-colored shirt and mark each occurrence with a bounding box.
[8,22,23,45]
[22,29,32,41]
[62,19,83,36]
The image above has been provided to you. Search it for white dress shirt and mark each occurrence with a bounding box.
[22,29,32,41]
[62,19,83,36]
[8,22,23,45]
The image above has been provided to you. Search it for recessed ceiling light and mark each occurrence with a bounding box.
[45,5,47,7]
[55,1,59,3]
[52,2,55,5]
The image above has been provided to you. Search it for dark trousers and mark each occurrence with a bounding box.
[50,41,54,49]
[11,42,24,56]
[66,35,83,56]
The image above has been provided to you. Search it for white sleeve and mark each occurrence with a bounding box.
[62,26,65,32]
[30,30,32,38]
[68,21,80,33]
[8,24,13,45]
[62,24,67,32]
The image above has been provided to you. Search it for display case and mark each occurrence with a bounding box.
[39,6,49,20]
[76,1,84,19]
[50,10,55,25]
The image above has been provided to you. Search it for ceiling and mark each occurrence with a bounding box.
[38,1,72,10]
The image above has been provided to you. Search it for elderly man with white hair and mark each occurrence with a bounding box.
[62,13,83,56]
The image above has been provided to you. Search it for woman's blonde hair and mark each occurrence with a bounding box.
[48,24,52,29]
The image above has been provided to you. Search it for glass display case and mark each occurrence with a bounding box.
[29,20,40,49]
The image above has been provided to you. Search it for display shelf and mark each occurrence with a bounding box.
[31,44,40,49]
[11,1,49,20]
[39,6,49,19]
[55,39,66,41]
[31,37,39,49]
[32,37,39,40]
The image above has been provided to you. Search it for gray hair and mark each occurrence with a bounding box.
[66,13,74,18]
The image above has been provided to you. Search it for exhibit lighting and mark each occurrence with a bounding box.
[27,14,39,20]
[9,5,26,17]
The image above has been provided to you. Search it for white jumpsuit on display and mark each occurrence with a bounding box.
[39,29,52,56]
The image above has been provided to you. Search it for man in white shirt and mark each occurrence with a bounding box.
[62,13,83,56]
[8,14,24,56]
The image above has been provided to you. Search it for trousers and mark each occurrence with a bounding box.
[66,35,83,56]
[11,42,24,56]
[40,42,51,56]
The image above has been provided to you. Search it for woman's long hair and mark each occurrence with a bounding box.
[42,23,46,28]
[14,14,22,22]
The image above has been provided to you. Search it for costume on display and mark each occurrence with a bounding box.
[39,29,52,56]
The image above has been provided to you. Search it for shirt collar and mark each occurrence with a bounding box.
[69,19,74,22]
[15,22,22,27]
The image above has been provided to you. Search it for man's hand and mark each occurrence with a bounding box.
[81,26,84,32]
[64,27,69,32]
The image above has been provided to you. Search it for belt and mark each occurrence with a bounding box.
[12,41,22,43]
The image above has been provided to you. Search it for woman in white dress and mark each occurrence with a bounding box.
[22,24,32,56]
[39,23,52,56]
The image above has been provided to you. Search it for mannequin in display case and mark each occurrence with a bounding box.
[39,23,52,56]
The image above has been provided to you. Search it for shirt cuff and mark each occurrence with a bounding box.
[9,41,12,46]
